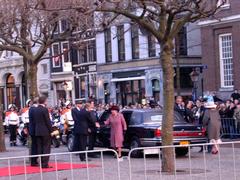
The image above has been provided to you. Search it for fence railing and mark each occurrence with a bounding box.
[221,118,240,138]
[128,141,240,180]
[1,141,240,180]
[0,149,121,180]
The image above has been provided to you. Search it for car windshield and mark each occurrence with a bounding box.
[144,112,163,123]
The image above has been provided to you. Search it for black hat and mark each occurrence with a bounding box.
[110,105,120,112]
[75,100,83,104]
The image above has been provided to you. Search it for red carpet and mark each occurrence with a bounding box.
[0,162,98,177]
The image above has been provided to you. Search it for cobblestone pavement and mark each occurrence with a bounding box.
[0,137,240,180]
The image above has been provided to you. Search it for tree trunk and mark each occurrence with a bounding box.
[160,40,175,172]
[28,63,39,99]
[0,93,6,152]
[175,36,181,96]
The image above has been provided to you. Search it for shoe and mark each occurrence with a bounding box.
[41,165,53,169]
[31,164,39,167]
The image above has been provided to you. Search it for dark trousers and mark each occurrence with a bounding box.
[9,125,17,142]
[30,135,38,165]
[36,136,51,167]
[88,132,96,150]
[74,134,87,161]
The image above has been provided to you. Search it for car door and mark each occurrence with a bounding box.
[97,110,111,147]
[122,111,132,147]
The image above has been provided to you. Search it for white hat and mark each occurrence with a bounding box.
[8,104,15,109]
[204,95,217,109]
[65,100,71,106]
[26,99,31,106]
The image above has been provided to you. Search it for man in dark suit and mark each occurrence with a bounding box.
[73,103,95,161]
[28,97,39,166]
[72,100,83,152]
[34,96,52,168]
[88,100,100,158]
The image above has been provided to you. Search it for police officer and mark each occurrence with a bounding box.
[21,99,32,129]
[5,104,19,146]
[60,101,74,141]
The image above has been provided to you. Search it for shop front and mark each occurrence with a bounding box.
[97,68,163,106]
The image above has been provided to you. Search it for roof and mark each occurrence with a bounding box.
[121,109,163,113]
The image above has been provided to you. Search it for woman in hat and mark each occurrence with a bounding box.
[203,99,221,154]
[105,105,127,158]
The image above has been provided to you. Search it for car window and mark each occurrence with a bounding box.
[144,112,163,123]
[129,112,143,125]
[99,110,110,123]
[122,111,132,125]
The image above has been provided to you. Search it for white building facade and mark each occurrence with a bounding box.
[0,51,53,110]
[96,22,202,106]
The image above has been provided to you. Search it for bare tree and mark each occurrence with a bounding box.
[0,0,90,99]
[93,0,224,172]
[0,92,6,152]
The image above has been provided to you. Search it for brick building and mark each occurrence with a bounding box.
[199,0,240,99]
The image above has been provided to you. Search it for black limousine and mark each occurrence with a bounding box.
[96,109,207,157]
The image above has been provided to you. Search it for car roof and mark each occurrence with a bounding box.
[121,109,163,113]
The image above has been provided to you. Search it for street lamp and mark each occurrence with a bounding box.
[190,69,200,101]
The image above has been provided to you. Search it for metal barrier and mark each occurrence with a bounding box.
[0,149,121,180]
[221,118,240,138]
[1,141,240,180]
[128,141,240,180]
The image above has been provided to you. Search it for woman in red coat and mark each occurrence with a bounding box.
[105,105,127,158]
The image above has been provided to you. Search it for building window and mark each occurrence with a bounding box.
[77,40,96,64]
[131,24,139,59]
[219,33,233,88]
[5,51,14,57]
[60,19,69,33]
[104,28,112,62]
[52,43,61,68]
[177,26,188,56]
[148,34,156,57]
[53,22,59,34]
[41,64,48,74]
[61,42,70,62]
[87,40,96,62]
[117,25,125,61]
[78,49,86,64]
[80,76,86,98]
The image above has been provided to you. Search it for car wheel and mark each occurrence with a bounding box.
[67,134,74,152]
[175,147,189,156]
[130,137,142,158]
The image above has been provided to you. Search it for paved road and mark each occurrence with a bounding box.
[0,136,240,180]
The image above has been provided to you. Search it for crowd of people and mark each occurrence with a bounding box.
[3,90,240,165]
[4,96,128,167]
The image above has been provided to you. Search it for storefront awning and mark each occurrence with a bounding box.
[111,76,145,82]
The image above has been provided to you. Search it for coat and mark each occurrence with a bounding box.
[105,113,127,148]
[203,109,221,140]
[72,108,95,135]
[29,106,37,136]
[32,105,52,136]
